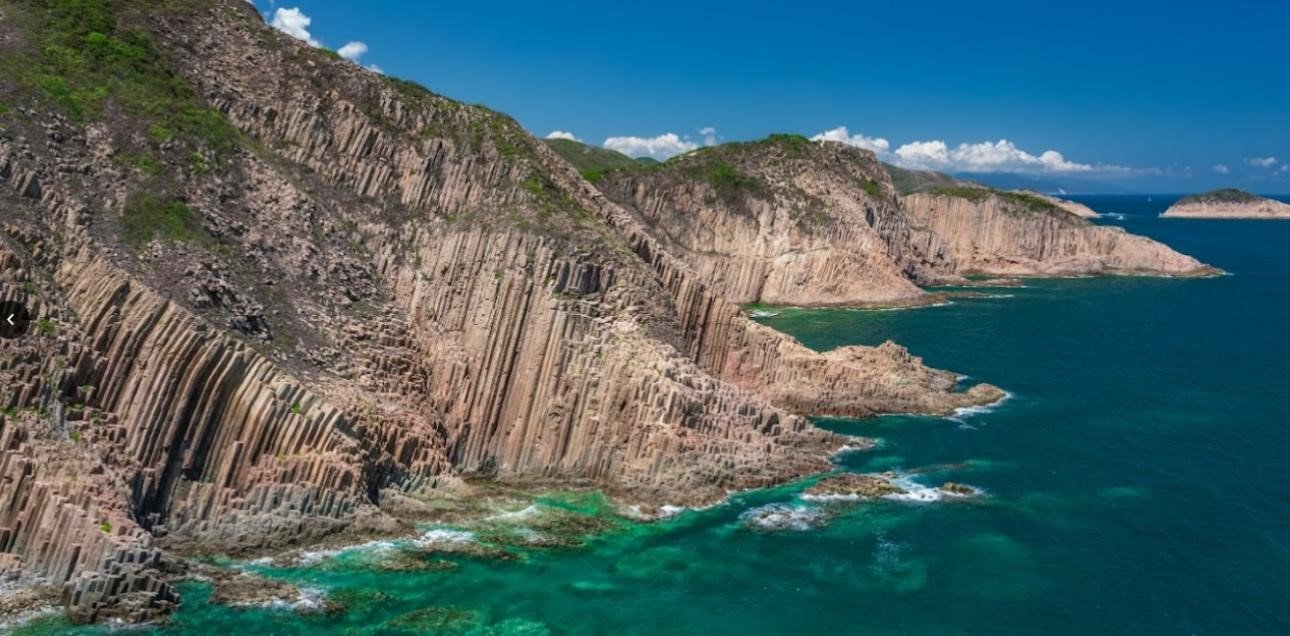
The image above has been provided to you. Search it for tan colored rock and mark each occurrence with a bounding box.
[595,138,928,307]
[0,0,1002,622]
[1021,191,1101,218]
[1162,190,1290,218]
[804,473,905,499]
[900,192,1219,278]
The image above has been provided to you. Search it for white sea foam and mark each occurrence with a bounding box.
[0,602,59,632]
[486,504,542,522]
[830,444,869,460]
[748,309,781,318]
[412,528,477,549]
[739,503,828,531]
[800,492,865,503]
[258,587,328,612]
[948,391,1013,423]
[861,301,953,313]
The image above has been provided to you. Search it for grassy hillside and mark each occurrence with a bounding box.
[543,138,645,182]
[882,163,959,195]
[1177,188,1260,205]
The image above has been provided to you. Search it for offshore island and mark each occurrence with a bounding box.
[0,0,1218,626]
[1161,189,1290,219]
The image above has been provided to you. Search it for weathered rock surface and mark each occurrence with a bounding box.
[899,192,1219,278]
[1025,191,1100,218]
[1162,190,1290,219]
[586,138,1215,300]
[594,138,927,307]
[0,0,1000,622]
[803,473,904,499]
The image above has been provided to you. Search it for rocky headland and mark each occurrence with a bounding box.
[1161,189,1290,219]
[900,187,1219,280]
[554,139,1218,299]
[0,0,1002,624]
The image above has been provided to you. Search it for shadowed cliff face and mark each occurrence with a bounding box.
[0,0,1001,623]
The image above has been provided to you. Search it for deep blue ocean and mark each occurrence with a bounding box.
[17,195,1290,635]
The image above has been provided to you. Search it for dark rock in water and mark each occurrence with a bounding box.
[805,473,906,499]
[384,606,482,634]
[939,482,977,496]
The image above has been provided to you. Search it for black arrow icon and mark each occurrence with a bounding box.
[0,302,31,339]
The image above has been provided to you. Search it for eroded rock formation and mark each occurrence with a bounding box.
[594,138,927,307]
[900,192,1218,278]
[0,0,999,623]
[582,137,1215,301]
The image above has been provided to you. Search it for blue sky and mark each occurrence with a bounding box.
[250,1,1289,192]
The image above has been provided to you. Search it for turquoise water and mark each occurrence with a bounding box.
[18,196,1290,634]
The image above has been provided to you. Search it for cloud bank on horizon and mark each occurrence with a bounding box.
[809,126,1139,175]
[549,124,1139,176]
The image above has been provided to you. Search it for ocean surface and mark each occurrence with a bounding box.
[17,195,1290,635]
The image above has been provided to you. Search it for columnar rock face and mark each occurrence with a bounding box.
[899,192,1218,278]
[594,138,927,307]
[0,0,1000,623]
[1026,192,1100,219]
[584,139,1215,298]
[1161,189,1290,218]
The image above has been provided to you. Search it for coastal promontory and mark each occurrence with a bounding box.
[1161,189,1290,219]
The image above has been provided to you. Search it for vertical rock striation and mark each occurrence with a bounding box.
[899,192,1218,278]
[0,0,1002,623]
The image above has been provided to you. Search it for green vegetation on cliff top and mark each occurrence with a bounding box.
[926,185,1068,216]
[0,0,238,156]
[543,138,645,182]
[882,163,959,195]
[1177,188,1261,205]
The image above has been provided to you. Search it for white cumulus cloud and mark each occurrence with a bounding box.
[545,130,581,142]
[699,126,720,146]
[813,125,1135,174]
[603,133,700,160]
[892,138,1096,173]
[1247,156,1278,168]
[1212,164,1230,174]
[810,126,890,154]
[337,41,368,61]
[270,7,319,47]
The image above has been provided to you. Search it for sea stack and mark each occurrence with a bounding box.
[1162,189,1290,219]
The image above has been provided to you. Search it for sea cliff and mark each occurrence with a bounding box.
[0,0,1000,623]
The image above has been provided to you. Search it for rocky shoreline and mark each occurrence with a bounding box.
[0,0,1209,626]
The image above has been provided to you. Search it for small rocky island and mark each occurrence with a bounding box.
[1161,189,1290,219]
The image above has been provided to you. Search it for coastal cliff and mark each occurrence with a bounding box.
[571,139,1215,293]
[1161,189,1290,219]
[899,189,1218,279]
[0,0,1001,623]
[589,137,927,307]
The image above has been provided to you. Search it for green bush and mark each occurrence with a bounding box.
[858,178,883,199]
[2,0,239,158]
[121,192,207,247]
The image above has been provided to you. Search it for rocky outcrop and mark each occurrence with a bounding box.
[594,137,928,307]
[1162,189,1290,219]
[591,139,1214,299]
[899,192,1218,278]
[1025,191,1100,218]
[0,0,1001,622]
